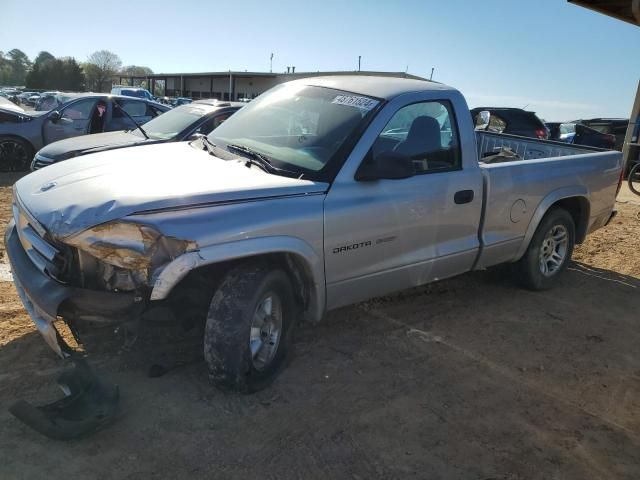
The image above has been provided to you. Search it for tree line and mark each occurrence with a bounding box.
[0,49,153,92]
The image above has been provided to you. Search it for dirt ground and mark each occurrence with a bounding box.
[1,173,639,480]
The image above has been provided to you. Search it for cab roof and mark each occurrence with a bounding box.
[287,75,456,100]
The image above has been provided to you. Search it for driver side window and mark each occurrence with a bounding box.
[372,100,461,174]
[61,99,98,121]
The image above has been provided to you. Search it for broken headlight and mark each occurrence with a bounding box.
[63,221,194,292]
[64,221,162,270]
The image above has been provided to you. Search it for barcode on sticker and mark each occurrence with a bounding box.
[332,95,379,111]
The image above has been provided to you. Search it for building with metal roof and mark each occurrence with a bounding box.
[116,70,427,102]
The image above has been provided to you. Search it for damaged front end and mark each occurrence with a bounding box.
[63,220,195,292]
[6,198,196,439]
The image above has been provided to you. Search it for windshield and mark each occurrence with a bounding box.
[131,104,212,140]
[208,84,379,176]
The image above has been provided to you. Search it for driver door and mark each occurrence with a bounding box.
[324,99,483,309]
[43,98,98,145]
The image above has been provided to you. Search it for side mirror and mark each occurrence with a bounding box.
[48,110,61,122]
[475,110,490,130]
[355,151,415,181]
[189,132,205,141]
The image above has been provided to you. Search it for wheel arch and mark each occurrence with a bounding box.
[0,133,35,147]
[514,187,590,261]
[150,236,326,323]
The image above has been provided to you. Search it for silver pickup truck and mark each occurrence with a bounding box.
[6,76,623,393]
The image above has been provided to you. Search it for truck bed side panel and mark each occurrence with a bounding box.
[476,151,622,269]
[476,131,601,160]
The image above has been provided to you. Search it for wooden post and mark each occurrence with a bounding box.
[623,79,640,171]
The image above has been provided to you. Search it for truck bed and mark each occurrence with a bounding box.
[476,131,602,161]
[474,131,623,270]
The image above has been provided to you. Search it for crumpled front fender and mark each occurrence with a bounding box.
[150,236,326,322]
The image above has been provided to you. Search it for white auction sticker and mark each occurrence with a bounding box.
[332,95,379,111]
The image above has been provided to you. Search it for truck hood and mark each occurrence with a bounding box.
[15,142,329,238]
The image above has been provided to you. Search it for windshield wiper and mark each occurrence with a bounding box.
[227,143,278,170]
[226,143,280,173]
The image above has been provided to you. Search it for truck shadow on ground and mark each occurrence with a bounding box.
[1,261,639,479]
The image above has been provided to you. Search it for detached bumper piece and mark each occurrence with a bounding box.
[9,359,119,440]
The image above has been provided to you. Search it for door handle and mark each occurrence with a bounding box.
[454,190,474,204]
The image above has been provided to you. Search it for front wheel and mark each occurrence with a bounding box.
[203,265,297,393]
[515,208,575,290]
[628,163,640,196]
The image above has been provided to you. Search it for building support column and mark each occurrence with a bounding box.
[623,79,640,172]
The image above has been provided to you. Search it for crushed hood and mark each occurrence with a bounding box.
[38,131,151,160]
[15,142,328,238]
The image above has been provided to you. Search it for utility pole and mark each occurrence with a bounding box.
[270,53,274,73]
[358,55,361,72]
[430,67,434,81]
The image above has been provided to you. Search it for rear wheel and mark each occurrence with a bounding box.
[203,265,297,393]
[0,137,33,172]
[628,163,640,196]
[515,208,575,290]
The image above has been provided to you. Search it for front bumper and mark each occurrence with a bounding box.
[5,222,146,357]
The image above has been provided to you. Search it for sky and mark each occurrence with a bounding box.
[1,0,638,120]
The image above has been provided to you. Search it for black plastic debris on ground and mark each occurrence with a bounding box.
[9,359,119,440]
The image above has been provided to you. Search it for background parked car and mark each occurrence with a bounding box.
[471,107,549,139]
[33,92,83,111]
[26,93,41,106]
[111,86,154,100]
[545,122,562,141]
[172,97,192,107]
[32,100,243,170]
[0,94,169,171]
[573,118,628,150]
[556,122,616,149]
[16,91,38,105]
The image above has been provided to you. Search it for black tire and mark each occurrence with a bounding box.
[628,163,640,196]
[204,265,297,393]
[515,208,575,290]
[0,136,33,172]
